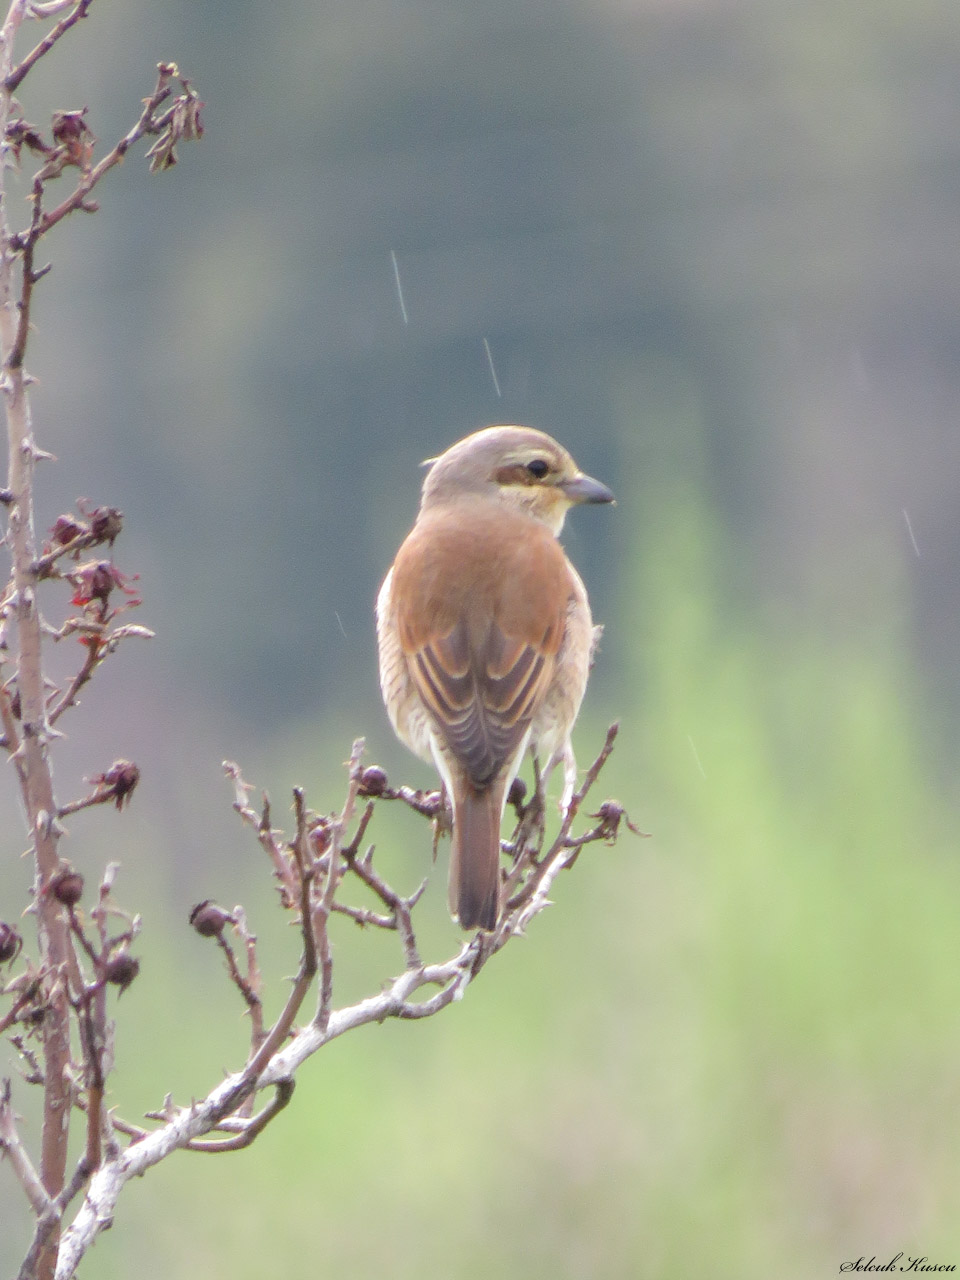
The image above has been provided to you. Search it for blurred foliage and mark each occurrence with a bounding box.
[3,0,960,1275]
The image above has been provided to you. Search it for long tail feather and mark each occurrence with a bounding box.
[449,781,504,931]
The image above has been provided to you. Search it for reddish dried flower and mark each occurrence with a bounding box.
[50,513,86,546]
[92,759,140,810]
[51,108,94,169]
[48,867,84,907]
[0,921,22,964]
[70,560,139,608]
[357,765,388,797]
[104,952,139,993]
[71,561,118,605]
[189,900,233,938]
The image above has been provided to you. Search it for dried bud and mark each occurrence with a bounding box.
[51,108,94,170]
[104,952,139,994]
[5,116,50,164]
[358,765,388,797]
[50,513,86,546]
[589,800,647,843]
[146,83,204,174]
[9,688,21,720]
[88,506,123,546]
[594,800,622,822]
[175,89,204,143]
[92,759,140,810]
[49,867,84,907]
[507,777,527,809]
[71,560,119,604]
[0,921,22,964]
[308,821,331,856]
[52,109,86,144]
[70,560,140,608]
[189,900,232,938]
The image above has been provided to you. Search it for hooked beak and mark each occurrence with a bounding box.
[560,471,615,505]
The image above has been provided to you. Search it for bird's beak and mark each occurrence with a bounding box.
[560,472,615,505]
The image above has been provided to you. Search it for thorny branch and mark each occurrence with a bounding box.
[46,725,631,1274]
[0,4,201,1279]
[7,61,203,251]
[0,5,636,1280]
[4,0,92,95]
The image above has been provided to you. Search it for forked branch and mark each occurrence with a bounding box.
[49,727,631,1276]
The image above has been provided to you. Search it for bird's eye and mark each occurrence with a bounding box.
[525,459,550,480]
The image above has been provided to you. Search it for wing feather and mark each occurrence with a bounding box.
[390,501,573,788]
[409,619,553,786]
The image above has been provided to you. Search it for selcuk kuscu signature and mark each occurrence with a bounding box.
[840,1257,956,1274]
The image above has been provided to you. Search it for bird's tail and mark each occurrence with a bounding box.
[449,779,505,931]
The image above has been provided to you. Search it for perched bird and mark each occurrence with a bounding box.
[376,426,613,931]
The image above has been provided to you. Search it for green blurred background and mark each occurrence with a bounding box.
[3,0,960,1275]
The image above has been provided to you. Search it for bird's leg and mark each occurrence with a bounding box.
[559,743,578,814]
[523,752,547,855]
[431,783,452,862]
[539,743,578,815]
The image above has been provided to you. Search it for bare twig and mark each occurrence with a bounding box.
[7,173,46,370]
[27,2,80,18]
[46,632,102,724]
[232,907,265,1058]
[1,1077,54,1215]
[48,725,626,1277]
[214,931,260,1018]
[235,795,320,1083]
[310,737,364,1029]
[330,900,396,930]
[16,1154,94,1280]
[5,0,92,94]
[341,838,426,971]
[10,1034,44,1085]
[9,63,199,252]
[224,762,299,907]
[185,1079,295,1153]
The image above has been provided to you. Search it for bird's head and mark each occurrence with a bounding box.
[420,425,614,534]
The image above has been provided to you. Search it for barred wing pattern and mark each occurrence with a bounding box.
[411,617,555,788]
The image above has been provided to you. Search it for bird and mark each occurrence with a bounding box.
[376,425,613,932]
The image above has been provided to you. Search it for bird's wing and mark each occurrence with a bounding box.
[391,507,571,788]
[410,617,555,786]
